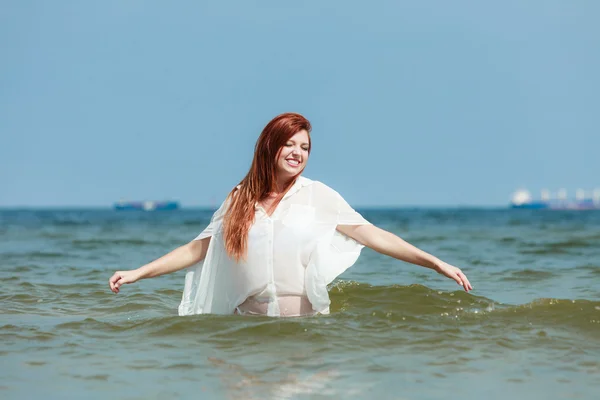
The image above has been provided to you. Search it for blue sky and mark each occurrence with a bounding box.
[1,1,598,207]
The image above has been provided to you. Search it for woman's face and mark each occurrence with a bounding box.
[275,129,310,181]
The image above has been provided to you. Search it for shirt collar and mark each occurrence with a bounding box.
[282,175,313,200]
[254,176,313,210]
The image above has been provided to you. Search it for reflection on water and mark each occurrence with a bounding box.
[208,357,357,400]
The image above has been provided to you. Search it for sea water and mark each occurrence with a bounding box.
[1,208,599,399]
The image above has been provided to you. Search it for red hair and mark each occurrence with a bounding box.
[223,113,312,261]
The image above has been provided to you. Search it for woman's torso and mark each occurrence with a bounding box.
[222,189,322,316]
[179,176,368,317]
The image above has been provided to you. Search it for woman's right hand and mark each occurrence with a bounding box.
[433,261,473,292]
[109,270,141,293]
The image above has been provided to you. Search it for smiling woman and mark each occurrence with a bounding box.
[108,112,472,317]
[278,132,310,171]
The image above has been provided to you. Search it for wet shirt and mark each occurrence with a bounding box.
[178,176,370,317]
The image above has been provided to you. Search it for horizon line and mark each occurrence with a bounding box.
[0,204,513,210]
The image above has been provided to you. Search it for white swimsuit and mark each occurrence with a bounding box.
[178,176,370,317]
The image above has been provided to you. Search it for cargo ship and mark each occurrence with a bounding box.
[510,189,600,210]
[114,200,180,211]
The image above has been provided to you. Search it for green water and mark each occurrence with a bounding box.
[1,209,599,399]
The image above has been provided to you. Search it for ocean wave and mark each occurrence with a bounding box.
[579,264,600,276]
[71,238,157,248]
[92,283,600,340]
[500,269,558,282]
[518,237,599,256]
[3,280,599,346]
[18,251,64,259]
[52,219,92,226]
[0,324,58,342]
[326,282,600,331]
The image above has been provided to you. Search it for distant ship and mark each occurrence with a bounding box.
[114,200,180,211]
[511,188,600,210]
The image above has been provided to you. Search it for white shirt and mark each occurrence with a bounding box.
[178,176,370,317]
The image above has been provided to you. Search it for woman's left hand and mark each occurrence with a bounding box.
[434,261,473,292]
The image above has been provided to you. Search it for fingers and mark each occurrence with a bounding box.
[460,272,473,291]
[108,270,137,294]
[109,273,117,293]
[455,270,473,292]
[439,263,474,293]
[109,272,123,294]
[114,277,122,293]
[453,273,464,290]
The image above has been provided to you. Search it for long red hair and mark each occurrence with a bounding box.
[223,112,312,261]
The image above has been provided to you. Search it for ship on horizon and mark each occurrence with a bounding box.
[114,200,180,211]
[510,188,600,210]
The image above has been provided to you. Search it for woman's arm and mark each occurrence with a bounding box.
[108,237,211,293]
[336,224,472,292]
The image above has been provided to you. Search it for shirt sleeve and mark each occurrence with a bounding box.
[305,182,371,314]
[193,197,229,240]
[312,181,369,226]
[334,191,369,226]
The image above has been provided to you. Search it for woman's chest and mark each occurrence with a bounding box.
[249,204,318,244]
[247,205,318,267]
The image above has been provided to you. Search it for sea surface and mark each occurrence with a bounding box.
[1,208,599,399]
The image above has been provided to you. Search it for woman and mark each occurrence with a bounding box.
[109,113,472,317]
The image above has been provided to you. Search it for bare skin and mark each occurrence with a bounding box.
[336,224,472,292]
[109,128,473,295]
[109,224,472,294]
[109,237,210,293]
[257,130,310,215]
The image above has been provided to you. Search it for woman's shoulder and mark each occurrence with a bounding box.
[300,176,342,199]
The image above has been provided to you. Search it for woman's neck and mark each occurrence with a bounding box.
[273,176,295,195]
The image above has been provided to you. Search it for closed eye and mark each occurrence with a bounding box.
[285,141,310,151]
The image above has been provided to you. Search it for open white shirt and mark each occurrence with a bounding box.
[178,176,370,317]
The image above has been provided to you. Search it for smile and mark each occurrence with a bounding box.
[286,159,301,167]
